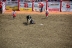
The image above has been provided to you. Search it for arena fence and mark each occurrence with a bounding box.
[62,1,72,12]
[1,0,72,12]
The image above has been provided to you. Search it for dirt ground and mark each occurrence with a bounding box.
[0,12,72,48]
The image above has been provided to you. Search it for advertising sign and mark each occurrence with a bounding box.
[48,2,60,11]
[62,1,72,12]
[19,2,32,11]
[6,1,18,11]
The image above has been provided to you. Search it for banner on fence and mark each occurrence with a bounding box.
[62,1,72,12]
[19,2,32,11]
[6,1,18,11]
[48,2,60,11]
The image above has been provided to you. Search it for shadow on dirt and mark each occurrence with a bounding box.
[42,18,46,19]
[41,17,49,19]
[23,22,28,26]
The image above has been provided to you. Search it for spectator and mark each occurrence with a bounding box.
[39,2,44,12]
[0,1,2,13]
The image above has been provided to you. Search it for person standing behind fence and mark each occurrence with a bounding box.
[12,10,16,19]
[0,1,2,13]
[24,2,28,8]
[39,1,44,12]
[66,3,70,11]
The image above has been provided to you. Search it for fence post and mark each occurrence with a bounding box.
[46,0,48,11]
[32,0,34,11]
[18,0,20,11]
[60,0,62,12]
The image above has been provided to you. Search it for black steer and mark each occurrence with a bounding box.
[26,15,32,24]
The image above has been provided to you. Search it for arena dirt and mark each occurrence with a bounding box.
[0,13,72,48]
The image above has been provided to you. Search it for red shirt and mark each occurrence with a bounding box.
[0,1,2,4]
[12,11,16,17]
[39,2,44,8]
[46,11,48,16]
[66,4,70,8]
[0,1,2,8]
[24,3,28,8]
[41,3,44,8]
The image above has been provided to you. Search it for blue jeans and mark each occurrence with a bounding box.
[0,8,2,13]
[40,7,43,12]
